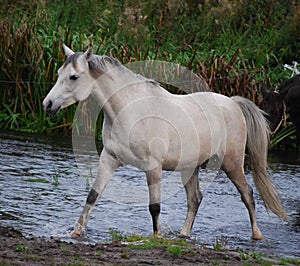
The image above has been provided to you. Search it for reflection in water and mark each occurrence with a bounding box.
[0,130,299,258]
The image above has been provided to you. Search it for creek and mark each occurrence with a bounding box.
[0,130,299,258]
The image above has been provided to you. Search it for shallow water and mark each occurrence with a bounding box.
[0,130,299,258]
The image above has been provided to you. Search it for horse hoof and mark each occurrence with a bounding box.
[71,230,83,238]
[252,234,264,240]
[153,232,162,238]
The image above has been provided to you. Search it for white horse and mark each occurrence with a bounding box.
[43,44,288,240]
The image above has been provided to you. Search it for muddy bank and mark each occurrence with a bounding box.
[0,227,293,266]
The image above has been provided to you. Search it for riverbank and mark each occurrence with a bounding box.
[0,227,298,266]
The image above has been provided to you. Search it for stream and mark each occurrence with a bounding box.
[0,130,299,258]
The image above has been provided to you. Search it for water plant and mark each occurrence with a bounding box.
[52,171,60,186]
[24,178,50,184]
[213,235,228,250]
[109,228,126,242]
[52,168,69,186]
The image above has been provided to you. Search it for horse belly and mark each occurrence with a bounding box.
[161,123,217,171]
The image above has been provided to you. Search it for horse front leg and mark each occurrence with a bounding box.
[181,167,202,236]
[72,150,121,237]
[146,166,162,237]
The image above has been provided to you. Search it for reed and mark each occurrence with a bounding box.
[270,124,297,150]
[0,0,299,148]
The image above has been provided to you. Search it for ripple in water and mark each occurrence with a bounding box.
[0,130,299,258]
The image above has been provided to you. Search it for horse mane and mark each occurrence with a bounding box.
[88,55,122,79]
[63,52,159,86]
[88,55,159,86]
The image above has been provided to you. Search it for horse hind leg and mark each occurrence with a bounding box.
[222,159,263,240]
[180,167,202,237]
[146,166,162,237]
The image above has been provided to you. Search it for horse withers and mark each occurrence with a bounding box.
[43,44,288,240]
[260,75,300,148]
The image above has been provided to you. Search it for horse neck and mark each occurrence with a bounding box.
[91,65,162,121]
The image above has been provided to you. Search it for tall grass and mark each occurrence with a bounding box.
[0,0,299,148]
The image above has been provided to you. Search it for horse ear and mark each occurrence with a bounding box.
[260,84,269,97]
[62,43,75,57]
[84,45,93,61]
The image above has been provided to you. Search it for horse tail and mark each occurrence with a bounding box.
[231,96,289,222]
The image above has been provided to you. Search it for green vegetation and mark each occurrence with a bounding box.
[15,244,29,252]
[120,252,131,259]
[213,235,228,250]
[166,245,183,256]
[1,0,299,149]
[51,168,69,186]
[24,178,50,183]
[109,229,192,255]
[279,257,300,265]
[108,230,300,264]
[270,124,297,150]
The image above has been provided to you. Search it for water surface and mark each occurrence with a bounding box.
[0,130,299,258]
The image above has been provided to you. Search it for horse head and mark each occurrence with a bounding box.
[259,84,283,132]
[43,44,95,115]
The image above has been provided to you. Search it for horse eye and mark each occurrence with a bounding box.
[70,75,79,81]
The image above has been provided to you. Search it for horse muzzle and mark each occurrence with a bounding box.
[43,99,61,116]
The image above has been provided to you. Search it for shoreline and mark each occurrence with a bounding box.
[0,226,298,266]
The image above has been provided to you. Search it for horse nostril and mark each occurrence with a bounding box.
[47,100,52,110]
[45,100,52,112]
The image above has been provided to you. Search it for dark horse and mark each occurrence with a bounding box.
[260,75,300,148]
